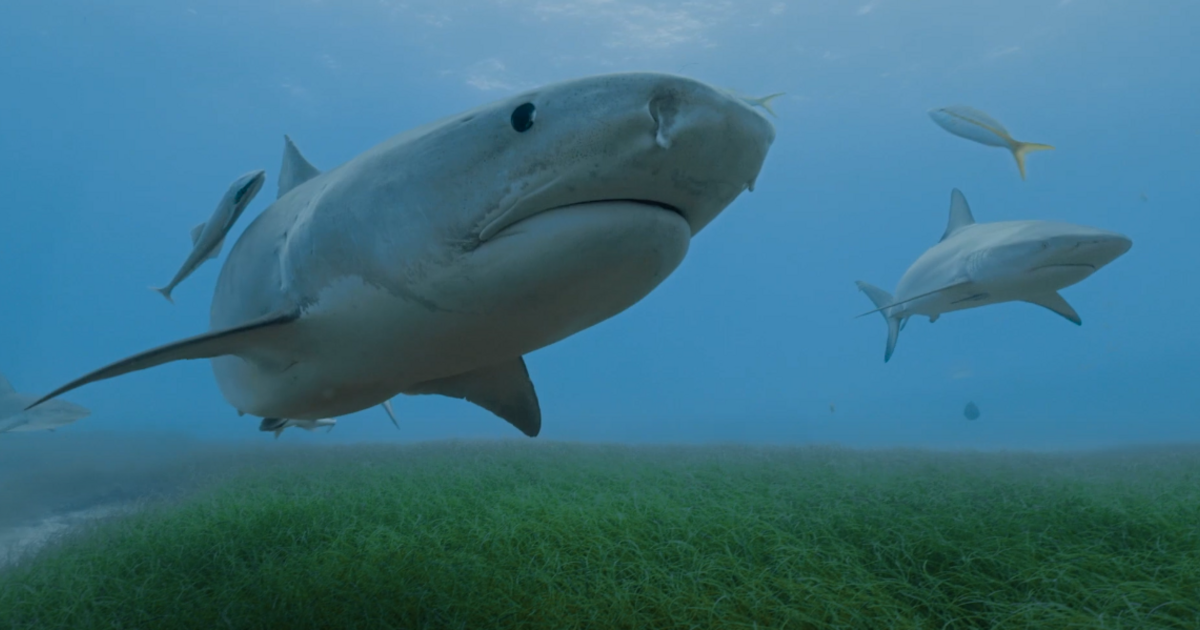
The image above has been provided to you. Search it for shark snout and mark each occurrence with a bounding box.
[645,77,776,233]
[1069,233,1132,268]
[1038,232,1132,270]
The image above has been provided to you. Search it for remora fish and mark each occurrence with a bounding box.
[30,72,776,437]
[260,417,336,438]
[0,373,90,433]
[151,170,267,303]
[855,189,1131,362]
[928,105,1054,180]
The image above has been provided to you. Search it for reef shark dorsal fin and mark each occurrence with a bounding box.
[407,357,541,437]
[0,373,14,395]
[25,308,301,411]
[1024,291,1082,325]
[940,188,976,242]
[278,135,321,200]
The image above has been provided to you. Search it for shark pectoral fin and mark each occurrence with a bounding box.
[381,400,399,429]
[190,222,207,246]
[1010,141,1054,181]
[1025,292,1081,325]
[204,237,225,262]
[26,308,301,411]
[278,135,321,199]
[0,373,14,395]
[407,357,541,437]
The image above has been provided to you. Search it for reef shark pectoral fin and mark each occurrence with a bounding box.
[26,308,301,411]
[1024,291,1081,325]
[278,135,321,199]
[406,357,541,437]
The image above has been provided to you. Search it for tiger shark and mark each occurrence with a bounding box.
[28,72,776,437]
[856,189,1131,362]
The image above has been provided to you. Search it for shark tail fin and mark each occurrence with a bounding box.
[855,281,902,362]
[1010,141,1054,180]
[150,286,175,304]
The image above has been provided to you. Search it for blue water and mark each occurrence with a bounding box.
[1,0,1196,449]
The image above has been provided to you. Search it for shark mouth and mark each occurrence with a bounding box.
[576,198,685,217]
[1030,263,1097,271]
[480,197,686,241]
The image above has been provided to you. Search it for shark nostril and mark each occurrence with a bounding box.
[648,92,680,149]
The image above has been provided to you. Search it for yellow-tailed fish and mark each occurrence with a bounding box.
[928,105,1053,180]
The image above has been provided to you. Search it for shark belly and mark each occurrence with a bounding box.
[211,202,691,419]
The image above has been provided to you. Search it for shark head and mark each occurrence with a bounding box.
[968,222,1132,289]
[427,72,777,243]
[1028,228,1133,272]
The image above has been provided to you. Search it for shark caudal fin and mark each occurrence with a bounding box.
[1010,141,1054,180]
[855,281,902,362]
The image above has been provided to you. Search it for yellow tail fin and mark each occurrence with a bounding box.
[1010,141,1055,180]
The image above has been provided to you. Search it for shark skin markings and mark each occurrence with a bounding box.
[28,72,776,437]
[855,189,1132,362]
[152,170,267,304]
[0,373,90,433]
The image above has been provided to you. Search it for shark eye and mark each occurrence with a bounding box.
[510,103,536,133]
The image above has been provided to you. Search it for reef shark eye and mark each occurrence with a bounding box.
[510,102,536,132]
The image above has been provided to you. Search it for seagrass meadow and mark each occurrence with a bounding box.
[1,440,1198,629]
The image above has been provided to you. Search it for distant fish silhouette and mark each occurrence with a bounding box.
[829,402,836,413]
[259,417,336,439]
[963,402,981,421]
[0,372,90,432]
[928,105,1054,180]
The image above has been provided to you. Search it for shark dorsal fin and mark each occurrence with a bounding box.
[0,373,14,395]
[278,135,321,200]
[940,188,976,242]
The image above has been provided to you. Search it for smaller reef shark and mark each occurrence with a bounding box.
[0,373,90,433]
[152,170,266,303]
[855,189,1132,362]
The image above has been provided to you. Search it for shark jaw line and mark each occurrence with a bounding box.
[1028,263,1097,272]
[479,197,686,242]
